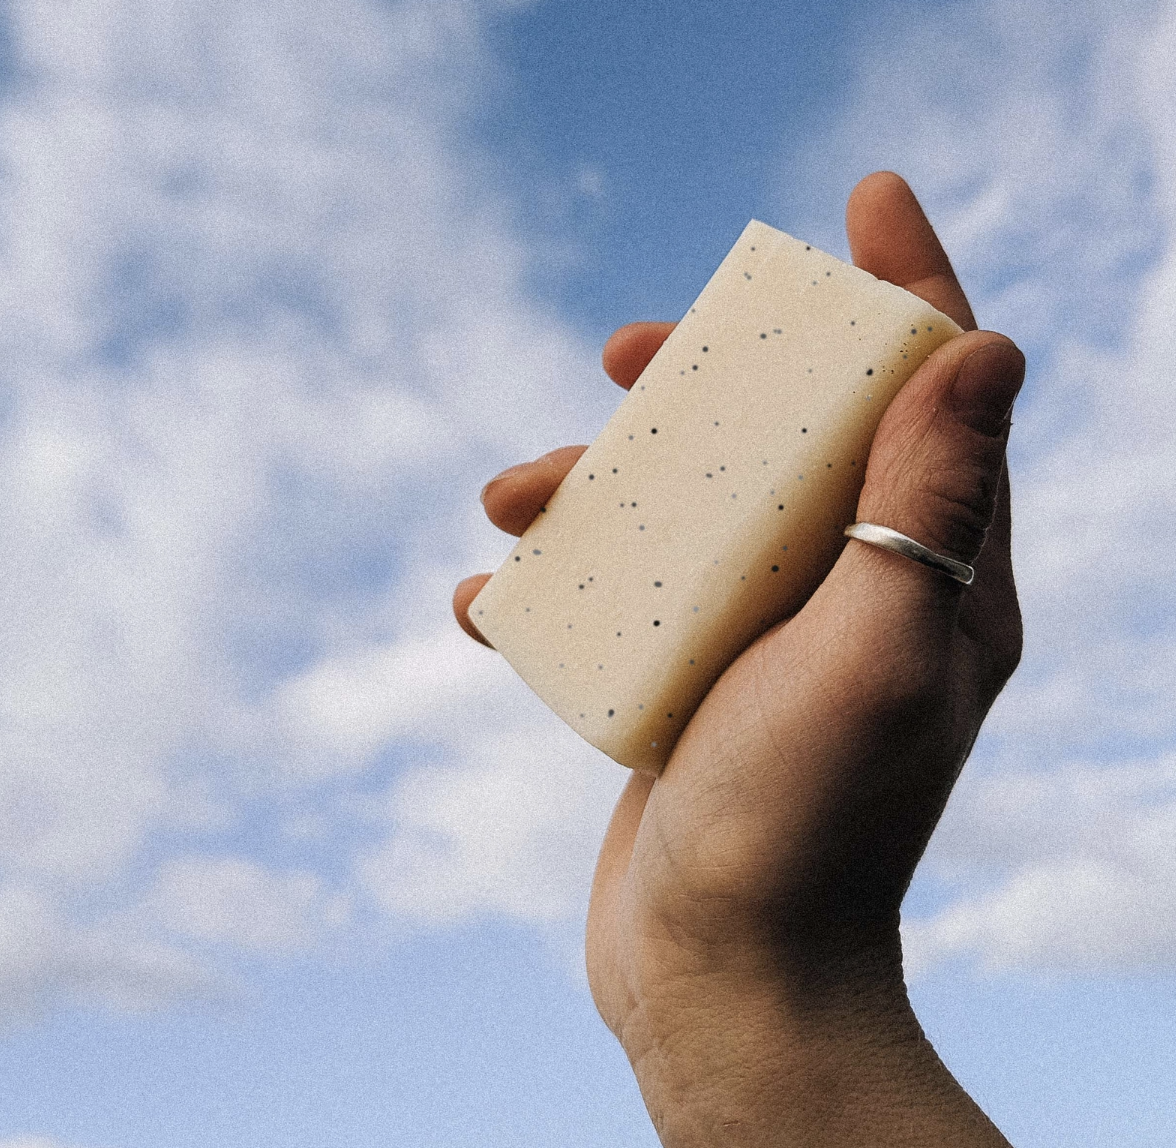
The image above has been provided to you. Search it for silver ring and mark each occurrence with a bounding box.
[843,522,975,586]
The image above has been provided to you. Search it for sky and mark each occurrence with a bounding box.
[0,0,1173,1144]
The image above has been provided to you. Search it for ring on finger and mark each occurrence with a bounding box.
[843,522,975,586]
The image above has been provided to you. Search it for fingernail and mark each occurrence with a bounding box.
[480,463,528,504]
[948,340,1026,436]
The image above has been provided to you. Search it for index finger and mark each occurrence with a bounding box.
[846,172,977,332]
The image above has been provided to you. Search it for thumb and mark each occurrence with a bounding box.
[844,330,1025,603]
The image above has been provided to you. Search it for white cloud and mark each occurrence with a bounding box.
[256,552,627,953]
[789,1,1156,340]
[264,605,625,942]
[357,718,622,928]
[0,1138,89,1148]
[907,859,1176,976]
[0,885,217,1029]
[904,754,1176,974]
[11,0,1171,1017]
[802,0,1176,974]
[353,683,625,983]
[0,0,618,1017]
[146,856,350,953]
[264,628,501,778]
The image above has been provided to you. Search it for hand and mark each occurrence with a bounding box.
[454,172,1024,1146]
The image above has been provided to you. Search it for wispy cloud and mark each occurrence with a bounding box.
[145,855,352,953]
[0,886,217,1025]
[0,1138,92,1148]
[8,0,1169,1022]
[790,0,1176,973]
[904,754,1176,974]
[0,0,623,1021]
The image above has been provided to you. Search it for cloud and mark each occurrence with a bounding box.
[256,559,627,962]
[357,713,621,929]
[146,856,351,953]
[263,627,502,778]
[0,0,619,1017]
[0,1139,90,1148]
[799,0,1176,974]
[8,0,1170,1016]
[264,611,625,942]
[0,886,217,1030]
[787,0,1159,352]
[351,666,625,982]
[904,754,1176,975]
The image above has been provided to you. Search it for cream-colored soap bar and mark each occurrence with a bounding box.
[471,221,961,773]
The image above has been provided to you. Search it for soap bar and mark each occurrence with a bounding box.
[471,221,962,773]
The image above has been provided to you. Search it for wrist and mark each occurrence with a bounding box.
[616,929,1009,1148]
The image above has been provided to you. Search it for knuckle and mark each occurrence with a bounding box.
[983,607,1024,692]
[907,437,1005,561]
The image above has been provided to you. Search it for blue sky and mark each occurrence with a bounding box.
[0,0,1173,1144]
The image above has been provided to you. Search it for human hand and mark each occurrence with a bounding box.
[454,172,1023,1146]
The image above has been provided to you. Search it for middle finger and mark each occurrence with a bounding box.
[481,444,587,535]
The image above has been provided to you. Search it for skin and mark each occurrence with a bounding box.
[454,172,1024,1146]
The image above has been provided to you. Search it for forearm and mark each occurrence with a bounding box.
[620,940,1011,1148]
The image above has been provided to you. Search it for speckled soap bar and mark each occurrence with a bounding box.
[471,221,962,773]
